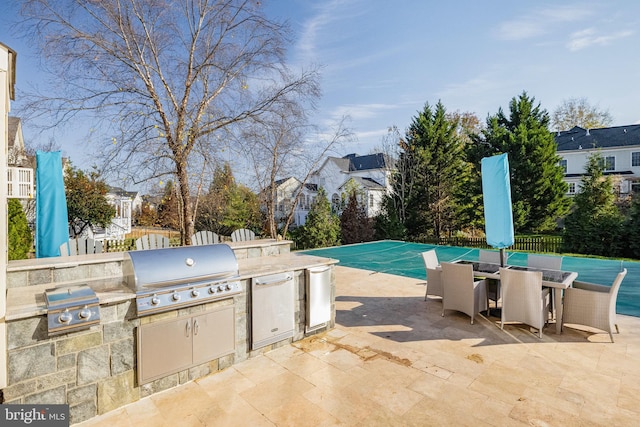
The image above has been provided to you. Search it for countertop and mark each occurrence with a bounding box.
[5,252,338,321]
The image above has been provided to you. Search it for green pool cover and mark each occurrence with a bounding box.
[301,240,639,317]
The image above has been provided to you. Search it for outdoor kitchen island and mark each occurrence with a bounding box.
[3,240,338,424]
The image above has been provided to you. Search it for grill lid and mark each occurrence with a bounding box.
[45,284,99,310]
[123,244,239,291]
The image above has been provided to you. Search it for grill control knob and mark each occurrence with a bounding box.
[151,295,160,305]
[191,288,200,297]
[172,292,181,302]
[78,306,92,320]
[217,285,225,292]
[225,284,232,291]
[59,309,72,324]
[208,287,216,294]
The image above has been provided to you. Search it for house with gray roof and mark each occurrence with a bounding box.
[267,152,394,227]
[556,124,640,195]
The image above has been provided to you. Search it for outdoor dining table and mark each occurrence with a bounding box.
[454,260,578,334]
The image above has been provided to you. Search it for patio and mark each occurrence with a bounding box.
[78,265,640,426]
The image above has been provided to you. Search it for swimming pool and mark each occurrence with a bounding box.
[301,240,640,317]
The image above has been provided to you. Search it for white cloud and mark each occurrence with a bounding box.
[355,128,389,141]
[328,103,401,122]
[567,28,634,51]
[496,5,594,41]
[297,0,365,62]
[437,76,503,101]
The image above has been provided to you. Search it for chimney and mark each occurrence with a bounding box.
[586,129,590,136]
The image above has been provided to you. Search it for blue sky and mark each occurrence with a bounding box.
[2,0,640,179]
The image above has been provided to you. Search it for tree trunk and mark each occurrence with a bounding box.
[176,161,194,245]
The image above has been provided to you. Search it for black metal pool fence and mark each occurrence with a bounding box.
[423,236,563,253]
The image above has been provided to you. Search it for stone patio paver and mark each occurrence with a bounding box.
[78,266,640,426]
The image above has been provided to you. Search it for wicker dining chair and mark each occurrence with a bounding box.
[422,250,442,301]
[499,268,550,338]
[527,254,563,271]
[562,269,627,342]
[441,262,488,324]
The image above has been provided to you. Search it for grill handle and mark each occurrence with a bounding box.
[254,275,293,287]
[194,319,199,336]
[185,320,191,338]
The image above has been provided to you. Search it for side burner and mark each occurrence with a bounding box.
[45,284,101,335]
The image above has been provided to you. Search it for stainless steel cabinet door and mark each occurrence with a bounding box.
[138,318,192,384]
[251,272,295,350]
[192,306,235,364]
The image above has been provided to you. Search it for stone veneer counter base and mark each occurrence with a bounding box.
[3,242,337,425]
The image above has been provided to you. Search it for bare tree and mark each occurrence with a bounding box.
[552,97,613,131]
[20,0,320,244]
[377,125,413,224]
[239,110,353,239]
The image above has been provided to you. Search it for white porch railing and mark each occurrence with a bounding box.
[105,217,131,240]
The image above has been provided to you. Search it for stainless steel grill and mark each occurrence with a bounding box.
[123,244,242,316]
[45,284,101,335]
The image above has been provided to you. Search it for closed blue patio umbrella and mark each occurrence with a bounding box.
[481,153,514,266]
[36,151,69,258]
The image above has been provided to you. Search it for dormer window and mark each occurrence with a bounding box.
[559,159,567,174]
[604,156,615,171]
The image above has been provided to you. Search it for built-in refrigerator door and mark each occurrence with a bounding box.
[251,272,294,350]
[306,266,332,332]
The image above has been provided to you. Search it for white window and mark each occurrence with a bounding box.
[331,193,340,211]
[568,182,576,194]
[632,152,640,167]
[604,156,615,171]
[559,159,567,174]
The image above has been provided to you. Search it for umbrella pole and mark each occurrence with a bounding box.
[500,248,505,267]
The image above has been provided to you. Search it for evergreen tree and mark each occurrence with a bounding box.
[157,180,181,231]
[476,92,569,232]
[297,188,340,249]
[340,190,374,244]
[220,185,262,234]
[8,199,32,260]
[625,194,640,259]
[374,195,406,240]
[136,201,159,227]
[194,163,261,235]
[397,101,468,239]
[562,152,624,256]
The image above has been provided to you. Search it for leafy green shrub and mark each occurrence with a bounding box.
[8,198,32,260]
